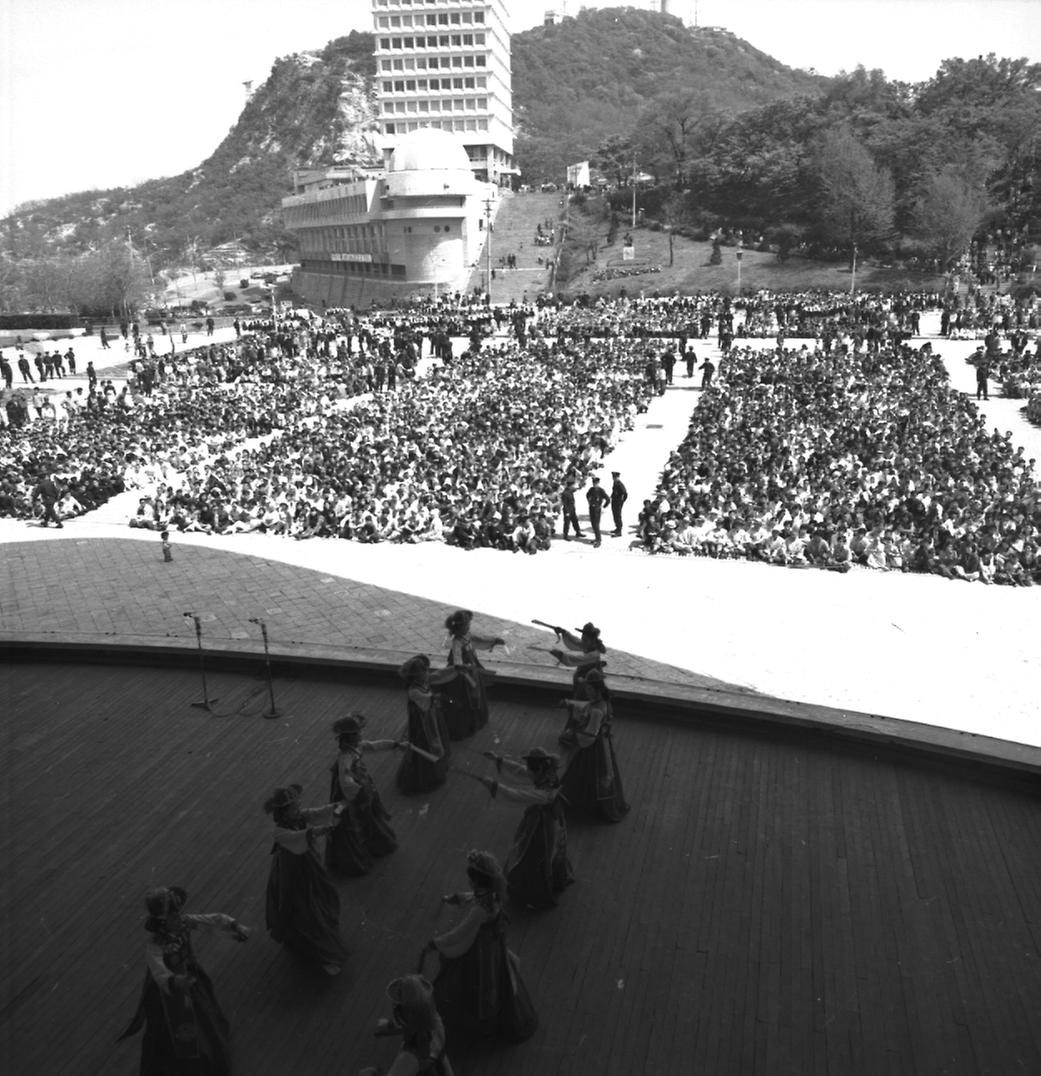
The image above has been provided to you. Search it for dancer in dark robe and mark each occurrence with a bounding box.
[422,850,537,1043]
[437,609,504,740]
[559,668,630,822]
[548,621,608,744]
[397,655,451,794]
[118,885,250,1074]
[263,784,349,975]
[326,713,399,877]
[480,748,574,910]
[359,974,456,1076]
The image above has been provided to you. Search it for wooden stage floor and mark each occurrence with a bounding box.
[2,661,1040,1075]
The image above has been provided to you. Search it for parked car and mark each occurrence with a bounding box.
[539,182,558,192]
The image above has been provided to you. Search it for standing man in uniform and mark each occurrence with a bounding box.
[34,470,64,528]
[585,475,610,548]
[560,478,582,541]
[700,356,716,389]
[610,471,628,537]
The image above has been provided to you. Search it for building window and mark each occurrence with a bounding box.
[475,33,485,45]
[380,37,391,49]
[474,11,484,22]
[475,55,485,67]
[386,123,396,134]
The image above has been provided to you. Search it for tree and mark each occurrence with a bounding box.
[912,167,991,268]
[814,126,896,257]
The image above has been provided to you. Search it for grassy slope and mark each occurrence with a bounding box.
[560,226,945,298]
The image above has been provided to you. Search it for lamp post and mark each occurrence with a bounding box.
[735,245,742,295]
[850,243,858,295]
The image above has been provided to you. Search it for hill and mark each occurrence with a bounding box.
[1,32,379,267]
[512,7,823,181]
[1,10,822,266]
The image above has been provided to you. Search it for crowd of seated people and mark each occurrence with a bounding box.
[149,337,655,551]
[4,291,1039,584]
[636,339,1041,585]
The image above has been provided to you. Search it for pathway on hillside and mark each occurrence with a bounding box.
[469,190,563,304]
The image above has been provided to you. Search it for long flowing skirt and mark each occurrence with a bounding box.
[397,700,452,794]
[326,779,398,877]
[560,733,630,822]
[265,847,347,967]
[432,920,538,1043]
[504,802,574,910]
[118,964,231,1075]
[438,668,489,741]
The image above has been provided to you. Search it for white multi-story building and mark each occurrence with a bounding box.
[371,0,514,184]
[282,1,513,305]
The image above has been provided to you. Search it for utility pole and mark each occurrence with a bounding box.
[850,243,858,295]
[483,195,494,301]
[631,153,638,229]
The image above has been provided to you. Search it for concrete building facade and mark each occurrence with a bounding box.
[371,0,514,184]
[283,129,494,307]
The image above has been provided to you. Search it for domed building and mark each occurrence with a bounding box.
[283,126,496,307]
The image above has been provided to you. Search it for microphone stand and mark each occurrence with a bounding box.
[250,618,285,720]
[185,613,219,712]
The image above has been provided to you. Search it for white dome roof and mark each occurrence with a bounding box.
[389,127,472,173]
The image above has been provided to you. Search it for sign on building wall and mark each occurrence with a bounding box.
[331,253,374,263]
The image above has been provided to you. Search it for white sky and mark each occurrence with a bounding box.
[1,0,1037,215]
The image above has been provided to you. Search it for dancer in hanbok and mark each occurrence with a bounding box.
[326,713,399,877]
[548,621,608,743]
[559,668,630,822]
[359,974,455,1076]
[118,885,250,1074]
[480,747,574,910]
[438,610,504,740]
[263,784,349,975]
[422,850,538,1043]
[396,655,451,794]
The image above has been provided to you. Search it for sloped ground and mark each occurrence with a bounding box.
[469,191,563,303]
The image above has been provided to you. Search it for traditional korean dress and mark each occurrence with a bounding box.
[326,746,398,876]
[118,913,240,1074]
[559,697,630,822]
[397,683,451,794]
[429,889,538,1043]
[501,775,575,910]
[438,631,499,740]
[266,806,349,968]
